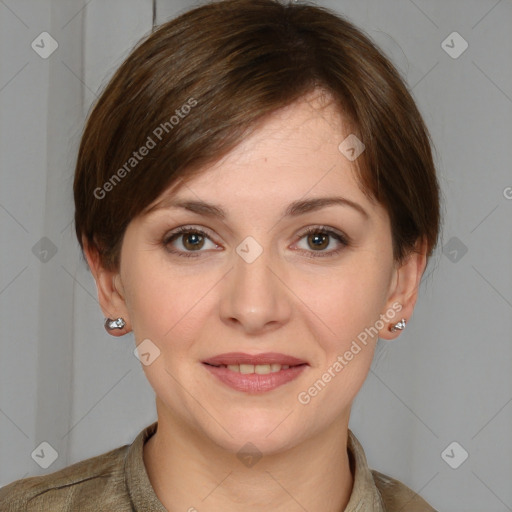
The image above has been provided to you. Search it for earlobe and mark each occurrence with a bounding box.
[379,238,428,340]
[83,239,131,336]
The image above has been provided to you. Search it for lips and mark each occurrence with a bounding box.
[202,352,308,367]
[201,352,309,393]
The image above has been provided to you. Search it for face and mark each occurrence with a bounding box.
[97,91,420,455]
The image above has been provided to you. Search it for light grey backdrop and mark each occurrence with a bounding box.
[1,1,511,511]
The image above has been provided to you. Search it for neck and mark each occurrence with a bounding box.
[143,406,354,512]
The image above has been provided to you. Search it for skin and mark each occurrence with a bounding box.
[85,90,427,512]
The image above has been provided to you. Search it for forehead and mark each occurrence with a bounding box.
[127,94,395,251]
[147,93,374,216]
[216,92,351,165]
[138,94,389,234]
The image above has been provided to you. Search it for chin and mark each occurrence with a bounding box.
[203,411,304,456]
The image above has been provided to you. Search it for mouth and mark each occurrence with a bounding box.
[202,352,308,369]
[203,362,308,374]
[201,352,309,393]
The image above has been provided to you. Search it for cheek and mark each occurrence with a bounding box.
[124,260,170,338]
[300,252,393,390]
[314,258,392,341]
[294,274,388,419]
[123,250,217,347]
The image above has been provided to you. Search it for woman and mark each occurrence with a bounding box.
[0,0,440,510]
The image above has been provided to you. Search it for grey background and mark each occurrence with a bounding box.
[0,1,511,510]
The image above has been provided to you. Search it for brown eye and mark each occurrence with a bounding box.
[163,226,219,258]
[307,232,329,251]
[295,226,349,258]
[181,232,205,251]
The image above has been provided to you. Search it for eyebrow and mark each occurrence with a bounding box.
[148,196,369,220]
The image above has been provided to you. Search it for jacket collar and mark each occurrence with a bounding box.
[125,422,386,511]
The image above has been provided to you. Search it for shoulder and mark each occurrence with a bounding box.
[372,469,438,512]
[0,443,131,512]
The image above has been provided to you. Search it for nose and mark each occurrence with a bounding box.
[218,241,292,335]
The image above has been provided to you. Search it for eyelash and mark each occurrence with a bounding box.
[162,225,349,259]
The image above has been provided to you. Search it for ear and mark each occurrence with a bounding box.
[379,237,428,340]
[83,238,131,336]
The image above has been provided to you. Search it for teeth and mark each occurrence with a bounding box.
[221,363,291,373]
[240,364,255,374]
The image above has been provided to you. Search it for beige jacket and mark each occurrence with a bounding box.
[0,422,437,511]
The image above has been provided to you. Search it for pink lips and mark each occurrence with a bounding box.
[202,352,307,366]
[201,352,308,393]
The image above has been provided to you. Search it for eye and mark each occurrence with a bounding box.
[293,226,349,258]
[163,226,219,258]
[162,225,349,259]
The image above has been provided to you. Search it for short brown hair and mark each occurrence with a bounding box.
[74,0,440,271]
